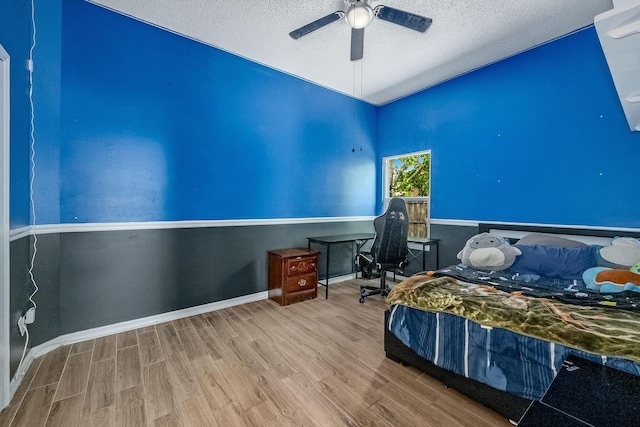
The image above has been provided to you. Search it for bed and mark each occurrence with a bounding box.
[383,223,640,424]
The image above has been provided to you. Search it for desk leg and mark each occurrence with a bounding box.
[325,244,330,299]
[354,239,367,279]
[352,241,357,278]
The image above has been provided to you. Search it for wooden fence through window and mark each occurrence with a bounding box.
[406,200,429,238]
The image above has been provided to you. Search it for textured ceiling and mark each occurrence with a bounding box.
[86,0,614,105]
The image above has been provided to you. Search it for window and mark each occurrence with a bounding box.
[383,151,431,237]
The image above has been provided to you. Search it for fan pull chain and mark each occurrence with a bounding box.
[359,60,363,151]
[352,59,356,153]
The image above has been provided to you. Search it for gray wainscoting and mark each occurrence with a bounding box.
[8,219,480,378]
[10,238,32,377]
[9,220,373,376]
[9,234,62,376]
[430,222,479,268]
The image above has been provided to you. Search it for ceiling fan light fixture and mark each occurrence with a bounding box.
[346,2,373,29]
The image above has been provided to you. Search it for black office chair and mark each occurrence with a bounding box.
[356,198,409,303]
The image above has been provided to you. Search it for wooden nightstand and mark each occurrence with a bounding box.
[268,248,319,306]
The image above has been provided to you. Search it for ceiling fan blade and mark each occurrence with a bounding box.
[289,11,343,39]
[350,28,364,61]
[375,6,432,33]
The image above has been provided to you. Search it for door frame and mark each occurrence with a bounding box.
[0,43,10,409]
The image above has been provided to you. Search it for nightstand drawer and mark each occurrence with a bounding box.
[284,288,317,305]
[286,256,317,277]
[286,272,317,293]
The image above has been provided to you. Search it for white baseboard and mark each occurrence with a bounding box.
[321,273,358,285]
[9,290,268,399]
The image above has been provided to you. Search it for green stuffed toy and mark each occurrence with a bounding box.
[457,233,522,271]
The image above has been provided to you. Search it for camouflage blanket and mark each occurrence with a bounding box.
[433,263,640,311]
[386,274,640,363]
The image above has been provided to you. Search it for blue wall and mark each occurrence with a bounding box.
[32,0,62,225]
[379,28,640,228]
[50,0,377,224]
[0,0,32,229]
[27,2,640,228]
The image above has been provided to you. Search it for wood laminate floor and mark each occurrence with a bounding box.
[0,279,510,426]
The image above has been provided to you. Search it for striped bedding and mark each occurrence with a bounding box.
[386,275,640,400]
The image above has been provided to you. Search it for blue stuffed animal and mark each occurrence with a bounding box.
[583,266,640,293]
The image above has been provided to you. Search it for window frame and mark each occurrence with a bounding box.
[382,149,431,237]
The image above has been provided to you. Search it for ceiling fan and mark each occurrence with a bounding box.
[289,0,432,61]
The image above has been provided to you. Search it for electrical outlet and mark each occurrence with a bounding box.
[17,316,27,336]
[25,307,35,324]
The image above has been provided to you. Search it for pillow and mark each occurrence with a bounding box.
[516,233,586,248]
[506,244,599,280]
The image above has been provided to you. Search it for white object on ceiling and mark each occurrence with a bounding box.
[595,0,640,132]
[86,0,613,106]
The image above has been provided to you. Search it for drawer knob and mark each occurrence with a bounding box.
[298,278,307,287]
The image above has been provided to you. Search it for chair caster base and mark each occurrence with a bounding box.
[359,288,369,304]
[359,285,391,303]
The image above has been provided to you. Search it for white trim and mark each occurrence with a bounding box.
[430,219,479,227]
[8,216,375,240]
[323,273,358,285]
[9,217,640,242]
[9,226,29,241]
[0,43,10,411]
[430,218,640,233]
[10,289,269,398]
